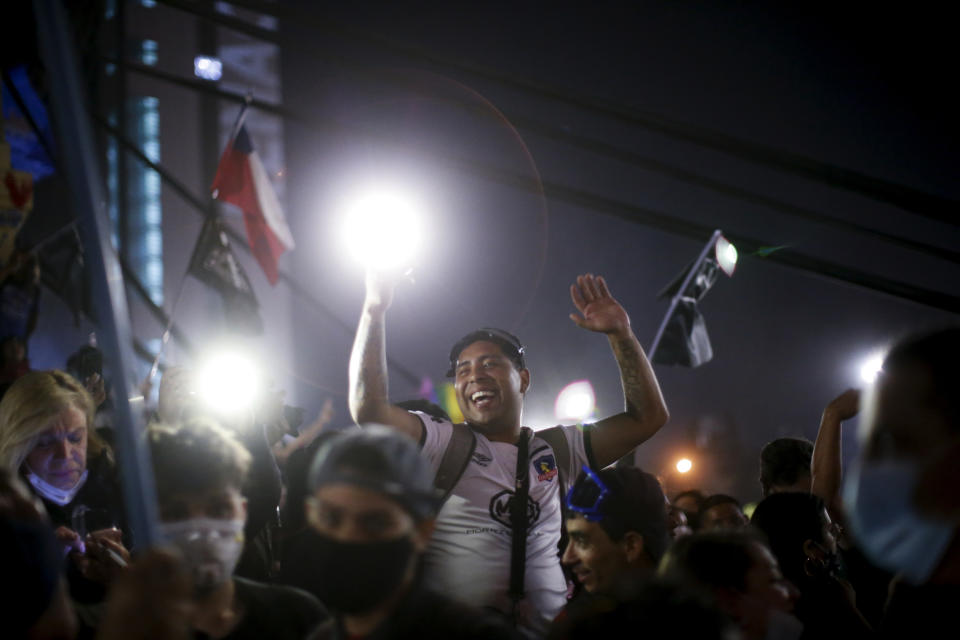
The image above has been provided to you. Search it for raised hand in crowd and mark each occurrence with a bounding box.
[348,268,422,438]
[363,267,406,314]
[566,273,669,468]
[812,388,860,517]
[157,366,195,424]
[272,398,334,467]
[568,273,631,336]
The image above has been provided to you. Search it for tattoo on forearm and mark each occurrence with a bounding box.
[350,311,390,410]
[611,334,649,417]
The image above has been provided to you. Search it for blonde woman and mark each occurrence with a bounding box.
[0,370,129,594]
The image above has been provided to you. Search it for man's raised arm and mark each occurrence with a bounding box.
[569,274,669,468]
[348,271,424,441]
[811,388,859,517]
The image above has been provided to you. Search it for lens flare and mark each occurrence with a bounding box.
[860,354,884,384]
[341,188,423,270]
[196,350,261,415]
[555,380,596,422]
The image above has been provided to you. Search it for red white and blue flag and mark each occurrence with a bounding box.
[211,123,294,285]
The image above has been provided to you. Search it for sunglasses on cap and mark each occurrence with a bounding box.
[446,328,525,378]
[565,465,610,522]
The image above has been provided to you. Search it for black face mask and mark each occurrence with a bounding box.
[308,531,416,614]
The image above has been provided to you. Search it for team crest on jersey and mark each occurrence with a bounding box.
[489,490,541,528]
[534,454,558,482]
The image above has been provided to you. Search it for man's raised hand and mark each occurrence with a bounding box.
[363,269,405,314]
[569,274,631,337]
[824,388,860,423]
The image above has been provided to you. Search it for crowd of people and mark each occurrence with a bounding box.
[1,270,957,639]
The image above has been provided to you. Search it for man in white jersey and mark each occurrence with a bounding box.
[348,272,669,637]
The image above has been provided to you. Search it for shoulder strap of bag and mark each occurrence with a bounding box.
[433,422,477,501]
[508,426,533,624]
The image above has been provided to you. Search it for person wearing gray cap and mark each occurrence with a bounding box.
[304,425,520,640]
[348,272,669,636]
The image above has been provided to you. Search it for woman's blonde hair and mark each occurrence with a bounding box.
[0,370,108,472]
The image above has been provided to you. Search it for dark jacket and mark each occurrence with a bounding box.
[881,580,960,638]
[33,452,127,604]
[194,577,327,640]
[308,585,521,640]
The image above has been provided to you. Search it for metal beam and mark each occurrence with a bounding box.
[34,0,159,548]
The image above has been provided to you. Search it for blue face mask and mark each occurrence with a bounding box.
[843,458,954,585]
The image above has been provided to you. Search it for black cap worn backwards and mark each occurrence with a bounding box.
[308,425,442,521]
[446,327,526,378]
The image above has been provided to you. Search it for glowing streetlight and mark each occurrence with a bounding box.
[715,235,738,276]
[340,188,424,271]
[555,380,596,422]
[676,458,693,473]
[860,354,884,384]
[196,349,261,415]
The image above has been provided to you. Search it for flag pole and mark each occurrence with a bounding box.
[144,268,191,383]
[648,229,722,361]
[143,214,218,384]
[211,93,251,200]
[227,92,253,146]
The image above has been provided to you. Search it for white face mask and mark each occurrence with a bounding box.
[843,458,955,584]
[765,609,804,640]
[159,518,245,592]
[25,467,89,506]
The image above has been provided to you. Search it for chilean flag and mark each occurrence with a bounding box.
[211,124,294,285]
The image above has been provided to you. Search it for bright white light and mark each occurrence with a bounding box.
[860,354,884,384]
[196,350,260,415]
[193,56,223,81]
[676,458,693,473]
[341,188,423,271]
[555,380,596,422]
[715,235,738,276]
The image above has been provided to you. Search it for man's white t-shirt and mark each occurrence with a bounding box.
[411,411,591,637]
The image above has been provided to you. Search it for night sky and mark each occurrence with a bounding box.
[269,2,960,500]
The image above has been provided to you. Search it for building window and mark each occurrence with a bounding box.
[140,39,158,66]
[128,94,163,305]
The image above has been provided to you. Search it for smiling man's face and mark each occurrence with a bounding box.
[453,340,529,435]
[562,515,628,594]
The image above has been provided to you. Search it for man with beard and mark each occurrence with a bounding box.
[304,426,519,640]
[349,272,669,635]
[148,418,326,639]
